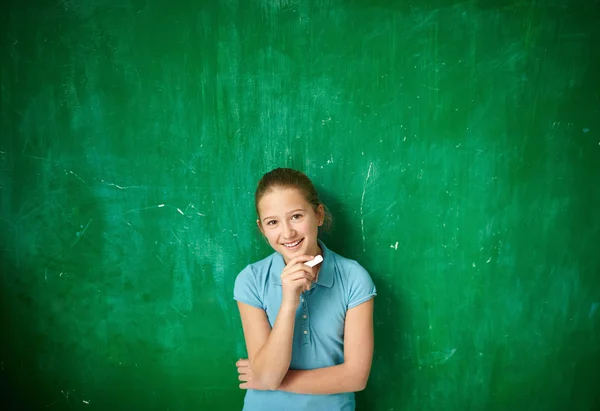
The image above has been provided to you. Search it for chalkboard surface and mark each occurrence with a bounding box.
[1,1,599,410]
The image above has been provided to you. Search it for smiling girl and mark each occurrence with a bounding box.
[233,168,377,411]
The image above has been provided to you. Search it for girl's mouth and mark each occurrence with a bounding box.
[283,238,304,249]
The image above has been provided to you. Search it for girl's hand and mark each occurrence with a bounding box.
[280,255,316,309]
[237,358,271,391]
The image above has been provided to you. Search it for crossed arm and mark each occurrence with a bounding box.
[236,298,374,394]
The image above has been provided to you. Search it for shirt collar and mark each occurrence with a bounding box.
[270,239,334,288]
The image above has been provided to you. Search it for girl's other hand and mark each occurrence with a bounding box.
[237,358,270,391]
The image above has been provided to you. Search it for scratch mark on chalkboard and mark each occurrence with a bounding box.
[45,399,59,407]
[22,155,59,164]
[82,400,90,405]
[486,257,492,263]
[171,229,182,245]
[104,181,125,189]
[180,159,197,174]
[390,242,398,250]
[172,305,188,318]
[67,170,85,183]
[589,302,599,319]
[123,204,167,214]
[177,208,184,215]
[71,219,92,248]
[101,180,142,190]
[360,162,373,252]
[172,260,193,312]
[443,348,457,363]
[421,348,457,366]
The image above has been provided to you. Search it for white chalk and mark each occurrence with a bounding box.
[304,255,323,268]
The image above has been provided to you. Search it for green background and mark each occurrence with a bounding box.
[1,0,599,410]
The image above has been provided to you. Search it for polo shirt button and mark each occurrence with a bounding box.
[300,298,304,302]
[303,330,308,334]
[303,315,307,319]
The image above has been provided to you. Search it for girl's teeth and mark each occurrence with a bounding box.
[285,240,301,247]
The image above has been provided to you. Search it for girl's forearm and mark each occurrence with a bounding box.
[251,304,297,390]
[278,363,367,394]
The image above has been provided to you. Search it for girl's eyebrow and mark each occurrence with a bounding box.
[261,208,306,222]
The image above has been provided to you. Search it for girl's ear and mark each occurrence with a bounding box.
[316,204,325,226]
[256,219,265,235]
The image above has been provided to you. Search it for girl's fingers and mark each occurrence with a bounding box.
[286,255,315,266]
[281,270,312,284]
[280,255,314,275]
[282,267,314,282]
[281,263,315,279]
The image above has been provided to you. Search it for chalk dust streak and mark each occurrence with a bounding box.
[360,162,373,252]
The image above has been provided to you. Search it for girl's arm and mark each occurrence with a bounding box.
[237,301,296,390]
[237,256,315,390]
[277,298,375,394]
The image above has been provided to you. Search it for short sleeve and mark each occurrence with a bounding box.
[347,262,377,309]
[233,265,264,309]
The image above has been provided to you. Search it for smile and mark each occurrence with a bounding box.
[283,238,304,248]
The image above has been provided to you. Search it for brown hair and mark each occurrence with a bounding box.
[255,168,332,232]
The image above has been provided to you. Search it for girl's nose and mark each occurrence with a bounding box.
[282,221,295,238]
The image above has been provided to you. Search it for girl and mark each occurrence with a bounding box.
[233,168,376,411]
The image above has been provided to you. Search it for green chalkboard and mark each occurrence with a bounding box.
[1,0,599,410]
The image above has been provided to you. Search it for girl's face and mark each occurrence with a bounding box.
[257,187,324,263]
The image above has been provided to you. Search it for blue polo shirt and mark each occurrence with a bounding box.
[233,240,376,411]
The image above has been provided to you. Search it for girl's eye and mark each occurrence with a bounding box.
[291,214,302,220]
[265,220,276,226]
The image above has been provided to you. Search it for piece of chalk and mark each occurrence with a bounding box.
[304,255,323,268]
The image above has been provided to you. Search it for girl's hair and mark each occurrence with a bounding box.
[255,168,332,232]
